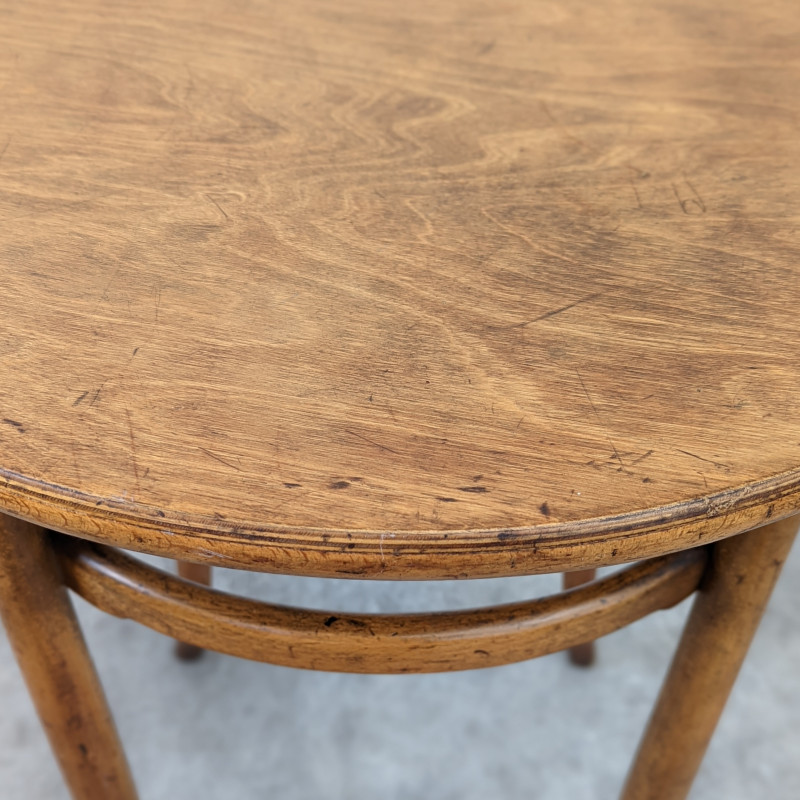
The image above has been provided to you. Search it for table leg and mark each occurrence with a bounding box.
[175,561,212,660]
[563,569,597,666]
[621,514,799,800]
[0,514,138,800]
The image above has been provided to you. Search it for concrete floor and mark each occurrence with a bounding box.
[1,542,799,800]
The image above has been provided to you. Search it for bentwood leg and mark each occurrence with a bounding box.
[175,562,212,660]
[0,514,138,800]
[563,569,597,666]
[621,515,799,800]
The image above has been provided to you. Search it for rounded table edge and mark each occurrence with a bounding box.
[1,467,799,579]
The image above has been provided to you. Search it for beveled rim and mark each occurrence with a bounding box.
[1,466,798,579]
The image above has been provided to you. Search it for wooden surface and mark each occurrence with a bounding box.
[563,569,597,666]
[57,535,706,674]
[0,516,137,800]
[174,560,212,660]
[622,516,799,800]
[1,0,799,577]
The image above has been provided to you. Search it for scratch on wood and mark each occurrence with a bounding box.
[575,370,627,469]
[676,449,730,470]
[124,408,141,487]
[206,193,229,220]
[199,446,242,471]
[70,441,83,483]
[482,208,580,266]
[404,199,435,243]
[100,265,122,302]
[629,179,643,209]
[672,178,706,215]
[344,429,401,455]
[540,100,589,149]
[154,282,162,324]
[499,293,602,329]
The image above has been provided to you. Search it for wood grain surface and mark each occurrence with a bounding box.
[56,535,706,673]
[1,0,799,576]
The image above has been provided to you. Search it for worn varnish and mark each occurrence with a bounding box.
[1,0,800,578]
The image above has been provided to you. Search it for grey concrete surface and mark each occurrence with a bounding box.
[1,541,799,800]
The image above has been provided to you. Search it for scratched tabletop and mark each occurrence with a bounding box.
[0,0,799,578]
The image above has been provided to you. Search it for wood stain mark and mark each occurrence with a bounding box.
[539,502,551,518]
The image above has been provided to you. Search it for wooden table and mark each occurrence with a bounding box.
[1,0,799,797]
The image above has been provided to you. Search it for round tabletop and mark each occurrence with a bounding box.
[1,0,799,578]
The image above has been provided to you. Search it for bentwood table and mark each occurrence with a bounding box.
[1,0,799,798]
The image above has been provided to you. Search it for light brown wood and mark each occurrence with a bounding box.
[175,561,211,660]
[0,2,799,796]
[622,515,799,800]
[563,569,597,666]
[0,515,138,800]
[1,0,800,578]
[56,534,706,674]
